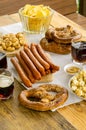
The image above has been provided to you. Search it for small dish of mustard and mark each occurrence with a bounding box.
[64,63,82,75]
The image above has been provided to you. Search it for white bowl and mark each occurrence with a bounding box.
[64,63,82,76]
[68,70,86,100]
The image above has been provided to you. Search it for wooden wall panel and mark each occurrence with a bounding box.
[0,0,77,16]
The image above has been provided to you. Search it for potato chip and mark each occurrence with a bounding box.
[22,4,51,18]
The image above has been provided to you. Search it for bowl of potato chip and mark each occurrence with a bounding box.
[19,4,54,34]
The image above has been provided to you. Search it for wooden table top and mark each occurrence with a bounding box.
[0,11,86,130]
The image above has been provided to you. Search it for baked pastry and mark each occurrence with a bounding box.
[18,84,68,111]
[40,25,82,54]
[40,38,71,54]
[52,25,82,44]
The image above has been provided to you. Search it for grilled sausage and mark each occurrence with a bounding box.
[36,44,59,72]
[16,53,36,83]
[24,46,46,76]
[30,44,50,70]
[20,50,41,80]
[11,58,32,87]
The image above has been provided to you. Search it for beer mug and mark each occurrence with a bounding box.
[0,69,14,100]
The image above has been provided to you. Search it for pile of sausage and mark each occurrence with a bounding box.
[11,43,59,87]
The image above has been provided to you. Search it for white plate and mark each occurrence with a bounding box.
[64,63,82,76]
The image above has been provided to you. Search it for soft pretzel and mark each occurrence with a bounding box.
[52,29,82,44]
[45,25,82,44]
[40,38,71,54]
[45,28,55,40]
[18,84,68,111]
[40,25,82,54]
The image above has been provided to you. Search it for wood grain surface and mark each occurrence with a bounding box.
[0,79,76,130]
[0,0,77,16]
[0,11,86,130]
[0,0,86,31]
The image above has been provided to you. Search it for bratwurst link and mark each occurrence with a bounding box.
[16,53,36,83]
[20,50,41,80]
[11,43,59,87]
[36,44,59,72]
[30,44,50,70]
[11,58,32,87]
[24,46,46,76]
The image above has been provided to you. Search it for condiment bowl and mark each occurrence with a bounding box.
[64,63,82,75]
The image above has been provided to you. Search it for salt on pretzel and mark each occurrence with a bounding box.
[52,25,82,44]
[18,84,68,111]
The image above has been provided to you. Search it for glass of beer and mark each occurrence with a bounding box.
[0,69,14,100]
[0,52,7,68]
[71,41,86,66]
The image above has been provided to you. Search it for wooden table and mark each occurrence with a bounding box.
[0,11,86,130]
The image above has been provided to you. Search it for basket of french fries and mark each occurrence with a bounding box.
[19,4,54,34]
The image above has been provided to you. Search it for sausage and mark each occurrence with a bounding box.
[24,46,46,76]
[16,53,36,83]
[36,44,59,72]
[30,44,50,70]
[11,58,32,87]
[45,69,51,75]
[20,50,41,80]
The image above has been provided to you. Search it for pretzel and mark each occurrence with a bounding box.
[40,38,71,54]
[18,84,68,111]
[45,28,55,40]
[51,25,82,44]
[40,25,82,54]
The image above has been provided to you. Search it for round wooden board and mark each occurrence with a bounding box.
[0,46,23,57]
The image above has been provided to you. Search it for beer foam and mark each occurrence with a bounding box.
[0,75,13,88]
